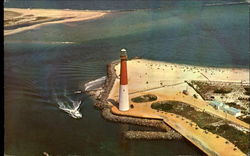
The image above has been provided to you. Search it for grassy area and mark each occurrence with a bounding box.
[244,86,250,92]
[203,124,249,153]
[131,94,157,103]
[214,87,232,94]
[189,81,234,100]
[151,101,220,125]
[244,91,250,96]
[225,102,246,110]
[238,116,250,124]
[151,100,250,154]
[190,81,216,96]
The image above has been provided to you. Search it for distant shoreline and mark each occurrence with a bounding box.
[4,8,109,36]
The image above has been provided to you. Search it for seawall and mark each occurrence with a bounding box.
[91,59,182,140]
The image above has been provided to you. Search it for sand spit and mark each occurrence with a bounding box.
[107,59,249,155]
[4,8,108,36]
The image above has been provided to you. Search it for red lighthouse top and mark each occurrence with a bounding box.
[120,49,128,85]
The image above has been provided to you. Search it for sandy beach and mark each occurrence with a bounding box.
[4,8,108,36]
[107,59,249,155]
[109,59,249,98]
[109,59,249,127]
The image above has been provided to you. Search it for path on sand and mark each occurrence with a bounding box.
[111,101,245,156]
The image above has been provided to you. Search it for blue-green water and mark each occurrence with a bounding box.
[4,1,249,155]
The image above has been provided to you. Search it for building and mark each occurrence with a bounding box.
[221,106,241,117]
[209,101,241,117]
[209,101,223,109]
[119,49,129,111]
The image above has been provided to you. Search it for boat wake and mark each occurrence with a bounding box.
[53,88,82,119]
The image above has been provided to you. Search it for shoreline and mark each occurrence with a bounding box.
[89,59,182,140]
[136,58,250,72]
[4,8,109,36]
[89,58,249,155]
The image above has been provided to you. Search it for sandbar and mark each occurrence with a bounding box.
[4,8,108,36]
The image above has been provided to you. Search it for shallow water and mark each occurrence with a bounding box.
[4,0,249,155]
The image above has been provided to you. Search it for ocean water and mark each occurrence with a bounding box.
[4,0,241,10]
[4,1,249,155]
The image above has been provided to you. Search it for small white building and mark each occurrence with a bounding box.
[222,107,241,117]
[209,101,223,109]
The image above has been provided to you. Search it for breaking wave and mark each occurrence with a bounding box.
[84,76,106,91]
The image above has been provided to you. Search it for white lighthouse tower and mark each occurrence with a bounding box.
[119,49,129,111]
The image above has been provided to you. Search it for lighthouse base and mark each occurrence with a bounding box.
[119,85,129,111]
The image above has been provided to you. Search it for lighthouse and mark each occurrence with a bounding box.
[119,48,129,111]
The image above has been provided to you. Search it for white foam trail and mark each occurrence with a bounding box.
[84,76,106,91]
[53,89,82,119]
[205,2,246,6]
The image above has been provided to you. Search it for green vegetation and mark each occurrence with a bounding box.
[190,81,215,96]
[213,87,232,94]
[238,116,250,124]
[244,91,250,96]
[151,101,220,124]
[225,102,246,111]
[189,81,235,100]
[151,100,250,154]
[244,86,250,92]
[151,101,174,111]
[131,94,157,103]
[203,124,249,153]
[238,97,250,101]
